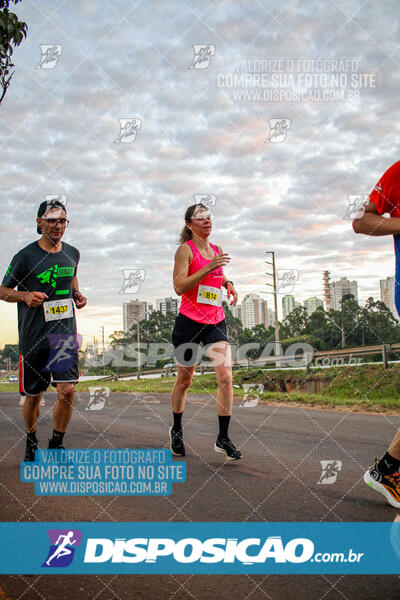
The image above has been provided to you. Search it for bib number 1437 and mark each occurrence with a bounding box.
[43,298,73,322]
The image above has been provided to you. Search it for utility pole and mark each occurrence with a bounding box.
[132,319,141,379]
[137,320,141,379]
[101,326,105,376]
[341,299,345,349]
[265,251,280,355]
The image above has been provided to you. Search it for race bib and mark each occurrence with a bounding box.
[43,298,73,322]
[197,285,222,306]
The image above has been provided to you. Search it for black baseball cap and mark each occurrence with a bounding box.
[37,199,67,234]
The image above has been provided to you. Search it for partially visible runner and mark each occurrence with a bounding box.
[170,204,241,461]
[0,200,86,461]
[353,160,400,507]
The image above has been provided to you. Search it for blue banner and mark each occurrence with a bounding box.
[0,522,399,574]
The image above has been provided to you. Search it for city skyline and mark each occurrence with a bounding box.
[2,1,400,348]
[0,270,395,348]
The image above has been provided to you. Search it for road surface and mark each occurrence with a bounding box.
[0,391,399,599]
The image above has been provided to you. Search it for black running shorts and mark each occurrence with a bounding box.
[19,347,79,396]
[172,313,228,366]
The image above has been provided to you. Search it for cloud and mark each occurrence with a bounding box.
[0,0,399,344]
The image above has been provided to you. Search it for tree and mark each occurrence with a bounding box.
[222,301,243,343]
[280,306,308,338]
[0,0,27,106]
[0,343,19,368]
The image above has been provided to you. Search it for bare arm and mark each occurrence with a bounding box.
[0,285,48,306]
[71,275,86,309]
[217,245,238,306]
[353,201,400,236]
[173,245,210,295]
[0,285,28,303]
[72,275,79,294]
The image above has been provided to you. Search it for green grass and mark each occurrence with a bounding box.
[3,363,400,411]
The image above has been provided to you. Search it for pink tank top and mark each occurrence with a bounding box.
[179,239,225,324]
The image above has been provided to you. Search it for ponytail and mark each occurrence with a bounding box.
[179,224,192,244]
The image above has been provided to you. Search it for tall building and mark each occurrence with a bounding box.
[241,294,268,328]
[267,308,276,327]
[380,276,397,318]
[323,271,331,311]
[329,277,358,310]
[156,297,179,316]
[304,296,324,316]
[228,303,242,321]
[123,300,148,333]
[282,295,295,320]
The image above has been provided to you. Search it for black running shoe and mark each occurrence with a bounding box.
[24,439,38,462]
[214,436,242,461]
[169,426,185,456]
[364,458,400,508]
[48,439,65,450]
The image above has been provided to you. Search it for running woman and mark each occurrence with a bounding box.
[0,199,86,461]
[170,203,241,461]
[353,160,400,507]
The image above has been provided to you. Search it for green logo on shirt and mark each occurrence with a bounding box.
[36,265,74,288]
[5,264,12,277]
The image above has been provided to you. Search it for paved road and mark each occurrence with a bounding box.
[0,391,399,599]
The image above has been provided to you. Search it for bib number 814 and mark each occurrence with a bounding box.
[204,292,217,300]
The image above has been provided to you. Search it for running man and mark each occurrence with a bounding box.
[0,199,86,461]
[170,204,241,461]
[353,160,400,507]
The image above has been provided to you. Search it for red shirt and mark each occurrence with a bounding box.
[369,161,400,216]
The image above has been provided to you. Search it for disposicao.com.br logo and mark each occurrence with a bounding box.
[82,536,362,565]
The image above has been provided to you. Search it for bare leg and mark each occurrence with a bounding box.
[23,393,43,433]
[388,431,400,460]
[171,365,196,414]
[206,342,241,459]
[53,383,75,432]
[206,342,233,416]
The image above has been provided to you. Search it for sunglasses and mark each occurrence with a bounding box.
[42,218,69,227]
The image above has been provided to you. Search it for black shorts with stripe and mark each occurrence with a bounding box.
[172,313,228,366]
[19,347,79,396]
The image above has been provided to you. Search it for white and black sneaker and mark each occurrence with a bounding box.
[24,438,38,462]
[169,426,185,456]
[214,436,242,461]
[48,439,65,450]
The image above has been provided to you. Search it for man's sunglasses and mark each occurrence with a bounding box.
[41,218,69,227]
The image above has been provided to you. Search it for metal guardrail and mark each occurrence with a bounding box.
[237,343,400,371]
[97,343,400,380]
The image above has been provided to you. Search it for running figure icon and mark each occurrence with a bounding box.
[45,531,77,566]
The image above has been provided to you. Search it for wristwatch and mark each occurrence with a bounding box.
[224,281,234,289]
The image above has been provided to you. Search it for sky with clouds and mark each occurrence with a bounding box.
[1,0,399,348]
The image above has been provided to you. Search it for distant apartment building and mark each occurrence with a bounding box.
[241,294,268,329]
[282,295,295,320]
[229,303,242,321]
[329,277,358,310]
[123,300,149,333]
[380,276,397,318]
[155,297,179,316]
[304,296,324,316]
[267,308,276,327]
